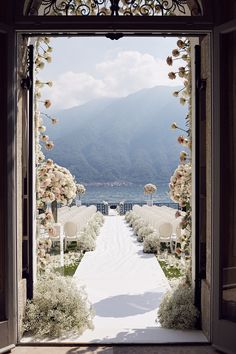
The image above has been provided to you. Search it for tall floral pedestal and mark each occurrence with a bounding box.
[147,200,153,206]
[76,199,82,206]
[51,200,58,222]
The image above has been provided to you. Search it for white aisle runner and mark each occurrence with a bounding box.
[70,215,207,344]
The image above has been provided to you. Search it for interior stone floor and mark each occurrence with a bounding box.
[11,345,222,354]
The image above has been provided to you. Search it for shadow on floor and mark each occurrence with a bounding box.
[93,292,163,317]
[90,326,207,345]
[136,249,155,259]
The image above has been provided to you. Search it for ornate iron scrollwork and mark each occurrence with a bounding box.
[28,0,202,16]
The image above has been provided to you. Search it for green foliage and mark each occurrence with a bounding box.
[23,273,94,338]
[158,260,182,279]
[54,263,78,277]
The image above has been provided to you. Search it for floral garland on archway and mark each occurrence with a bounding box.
[166,38,192,262]
[34,37,77,212]
[34,37,78,269]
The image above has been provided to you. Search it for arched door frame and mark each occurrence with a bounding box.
[0,0,215,351]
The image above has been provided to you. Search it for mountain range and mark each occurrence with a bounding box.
[44,85,187,185]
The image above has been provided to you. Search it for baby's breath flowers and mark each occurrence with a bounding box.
[23,273,94,337]
[157,284,199,329]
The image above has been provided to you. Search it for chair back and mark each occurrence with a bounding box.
[52,224,61,238]
[175,224,182,241]
[64,221,77,237]
[159,222,173,239]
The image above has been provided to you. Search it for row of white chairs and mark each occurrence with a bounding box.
[58,205,86,223]
[132,205,183,252]
[46,205,97,249]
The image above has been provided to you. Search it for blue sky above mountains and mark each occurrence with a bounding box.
[39,37,184,110]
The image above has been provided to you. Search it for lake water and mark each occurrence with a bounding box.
[79,183,172,204]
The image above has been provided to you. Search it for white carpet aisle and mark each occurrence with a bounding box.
[69,215,207,344]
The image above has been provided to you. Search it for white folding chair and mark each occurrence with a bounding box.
[159,222,174,253]
[172,224,182,252]
[64,221,78,250]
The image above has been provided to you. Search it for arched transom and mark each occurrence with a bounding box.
[27,0,203,16]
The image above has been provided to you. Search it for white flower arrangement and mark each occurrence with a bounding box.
[137,225,155,242]
[76,183,86,196]
[93,211,104,226]
[77,212,104,252]
[133,218,144,235]
[125,211,156,243]
[167,38,193,266]
[157,283,199,329]
[169,163,191,208]
[77,232,96,252]
[23,273,94,338]
[127,212,141,227]
[143,232,160,253]
[37,160,77,207]
[124,211,133,223]
[144,183,157,195]
[34,37,58,163]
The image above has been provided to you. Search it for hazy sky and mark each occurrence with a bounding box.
[38,37,184,110]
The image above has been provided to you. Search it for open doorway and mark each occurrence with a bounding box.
[19,34,208,344]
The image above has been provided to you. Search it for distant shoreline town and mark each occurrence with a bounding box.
[83,181,135,187]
